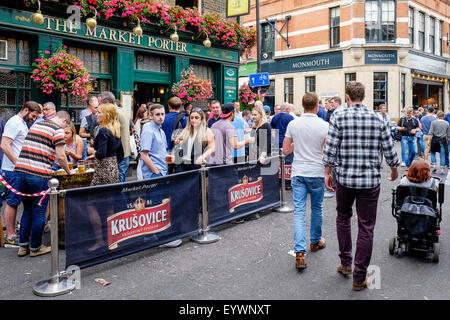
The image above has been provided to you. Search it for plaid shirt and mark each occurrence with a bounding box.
[323,104,399,189]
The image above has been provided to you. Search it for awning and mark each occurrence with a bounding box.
[411,69,450,80]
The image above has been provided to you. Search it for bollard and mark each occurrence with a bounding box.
[274,154,294,213]
[191,166,221,244]
[33,178,76,297]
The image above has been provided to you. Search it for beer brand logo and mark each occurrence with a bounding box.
[278,164,291,180]
[107,198,171,250]
[228,176,263,213]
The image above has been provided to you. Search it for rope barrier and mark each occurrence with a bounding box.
[0,175,51,206]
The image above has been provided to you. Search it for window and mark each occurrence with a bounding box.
[330,7,340,48]
[373,72,387,111]
[135,53,169,72]
[418,12,425,51]
[175,0,198,9]
[0,37,31,122]
[191,63,216,102]
[284,78,293,103]
[429,17,435,54]
[408,7,414,46]
[439,21,443,56]
[365,0,396,43]
[305,76,316,93]
[345,73,356,89]
[261,22,275,60]
[401,73,406,109]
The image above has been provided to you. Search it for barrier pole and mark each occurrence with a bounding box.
[33,178,76,297]
[274,154,294,213]
[191,165,221,244]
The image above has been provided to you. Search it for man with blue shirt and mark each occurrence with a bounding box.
[231,114,246,163]
[421,106,437,163]
[317,100,327,121]
[208,100,222,128]
[140,104,168,178]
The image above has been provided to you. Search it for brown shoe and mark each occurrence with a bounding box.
[310,238,326,251]
[17,246,30,257]
[337,264,352,276]
[295,252,307,270]
[30,245,51,257]
[352,278,369,291]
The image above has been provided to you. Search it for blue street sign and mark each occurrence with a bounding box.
[249,72,270,87]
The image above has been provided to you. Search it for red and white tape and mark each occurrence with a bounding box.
[0,176,51,206]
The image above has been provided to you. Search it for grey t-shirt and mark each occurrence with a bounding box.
[210,119,237,165]
[429,119,450,138]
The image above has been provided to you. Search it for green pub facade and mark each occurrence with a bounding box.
[0,2,240,125]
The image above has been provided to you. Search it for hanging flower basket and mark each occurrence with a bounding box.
[171,66,213,104]
[239,83,257,110]
[30,47,91,97]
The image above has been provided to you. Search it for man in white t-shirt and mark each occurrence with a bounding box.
[0,101,41,247]
[282,92,329,270]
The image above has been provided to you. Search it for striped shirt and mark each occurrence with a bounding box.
[15,120,65,178]
[323,104,399,189]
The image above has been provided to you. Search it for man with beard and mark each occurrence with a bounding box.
[0,101,41,247]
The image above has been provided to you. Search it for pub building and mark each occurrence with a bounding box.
[0,1,240,125]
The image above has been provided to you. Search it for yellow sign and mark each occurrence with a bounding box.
[226,0,250,18]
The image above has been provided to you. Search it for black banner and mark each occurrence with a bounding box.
[64,170,200,269]
[207,159,280,227]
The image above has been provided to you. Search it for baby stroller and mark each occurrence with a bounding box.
[389,177,444,262]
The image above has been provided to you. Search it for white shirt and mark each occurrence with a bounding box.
[1,115,29,171]
[285,113,329,178]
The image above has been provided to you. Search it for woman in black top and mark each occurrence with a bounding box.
[249,105,272,164]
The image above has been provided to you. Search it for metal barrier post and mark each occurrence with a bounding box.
[33,178,76,297]
[274,154,294,213]
[191,166,221,244]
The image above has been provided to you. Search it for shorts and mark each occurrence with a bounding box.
[1,170,23,206]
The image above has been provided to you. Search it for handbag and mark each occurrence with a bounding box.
[130,133,138,159]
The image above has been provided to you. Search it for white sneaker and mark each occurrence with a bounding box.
[159,239,182,248]
[324,190,335,198]
[401,162,406,167]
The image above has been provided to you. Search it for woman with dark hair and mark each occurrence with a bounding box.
[133,104,148,138]
[399,159,439,191]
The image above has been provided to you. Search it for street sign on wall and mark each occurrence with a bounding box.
[249,72,270,88]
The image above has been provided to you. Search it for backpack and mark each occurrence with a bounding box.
[171,111,188,142]
[399,194,437,237]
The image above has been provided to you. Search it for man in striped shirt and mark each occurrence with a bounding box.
[14,110,73,257]
[323,81,399,291]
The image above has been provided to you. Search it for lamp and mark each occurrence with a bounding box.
[203,36,211,48]
[31,0,44,25]
[159,87,165,95]
[133,18,143,36]
[170,26,179,42]
[86,8,97,29]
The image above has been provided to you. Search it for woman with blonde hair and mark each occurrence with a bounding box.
[52,122,84,170]
[249,105,272,164]
[173,107,215,172]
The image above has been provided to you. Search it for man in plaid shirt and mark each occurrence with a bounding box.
[323,81,399,291]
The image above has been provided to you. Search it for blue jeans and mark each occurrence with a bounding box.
[401,136,417,167]
[292,176,325,254]
[432,142,448,167]
[118,156,130,183]
[17,173,49,250]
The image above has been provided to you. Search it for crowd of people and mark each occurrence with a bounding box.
[1,82,449,291]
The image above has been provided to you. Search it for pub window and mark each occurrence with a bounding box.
[330,7,340,48]
[305,76,316,93]
[365,0,396,43]
[190,63,217,105]
[135,52,170,73]
[429,17,436,54]
[345,73,356,89]
[418,12,425,51]
[0,37,31,122]
[175,0,198,9]
[408,7,414,46]
[439,21,443,56]
[284,78,293,104]
[373,72,387,111]
[63,46,112,124]
[261,22,275,60]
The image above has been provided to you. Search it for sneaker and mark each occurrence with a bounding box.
[4,236,19,248]
[30,245,51,257]
[337,264,352,276]
[158,239,182,248]
[401,162,406,167]
[324,190,334,198]
[310,238,326,252]
[231,218,245,224]
[245,212,260,221]
[295,252,307,270]
[44,221,50,233]
[352,278,369,291]
[17,246,30,257]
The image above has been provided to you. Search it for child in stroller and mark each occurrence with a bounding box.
[390,159,444,262]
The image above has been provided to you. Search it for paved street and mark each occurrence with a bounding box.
[1,144,450,301]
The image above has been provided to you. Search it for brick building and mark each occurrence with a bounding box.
[241,0,450,119]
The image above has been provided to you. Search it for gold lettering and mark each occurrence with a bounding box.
[155,38,163,48]
[98,28,108,40]
[170,40,175,51]
[148,36,156,47]
[128,32,136,44]
[136,35,142,45]
[109,29,117,41]
[67,21,78,34]
[162,39,169,50]
[46,17,55,30]
[176,42,181,51]
[85,26,98,37]
[118,30,127,43]
[55,19,68,33]
[181,43,187,53]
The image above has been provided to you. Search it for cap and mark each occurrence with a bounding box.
[220,103,235,118]
[263,105,271,114]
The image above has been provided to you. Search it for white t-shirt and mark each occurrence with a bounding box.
[1,115,29,172]
[285,113,329,178]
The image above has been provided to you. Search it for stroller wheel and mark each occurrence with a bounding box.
[431,243,440,263]
[389,237,396,255]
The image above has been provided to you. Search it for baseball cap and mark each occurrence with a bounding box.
[220,103,235,118]
[263,105,271,114]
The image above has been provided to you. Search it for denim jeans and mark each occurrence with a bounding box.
[17,172,49,251]
[118,156,130,183]
[292,176,325,254]
[431,142,447,167]
[401,136,417,167]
